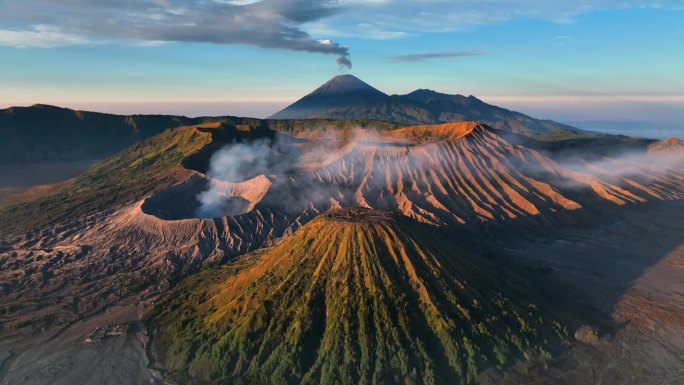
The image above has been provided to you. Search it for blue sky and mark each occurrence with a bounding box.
[0,1,682,137]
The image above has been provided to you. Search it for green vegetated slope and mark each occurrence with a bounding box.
[0,125,214,234]
[151,208,568,385]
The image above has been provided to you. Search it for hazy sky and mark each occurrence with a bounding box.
[0,1,682,137]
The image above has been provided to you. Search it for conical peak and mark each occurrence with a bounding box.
[153,205,563,385]
[310,74,387,96]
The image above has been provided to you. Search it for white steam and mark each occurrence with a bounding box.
[195,129,684,219]
[195,131,369,217]
[557,149,684,186]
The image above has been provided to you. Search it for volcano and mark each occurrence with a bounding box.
[1,116,683,385]
[268,75,388,120]
[309,74,386,96]
[151,208,566,385]
[2,120,682,332]
[270,75,582,137]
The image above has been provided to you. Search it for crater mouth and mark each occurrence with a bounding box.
[319,207,398,224]
[141,174,271,220]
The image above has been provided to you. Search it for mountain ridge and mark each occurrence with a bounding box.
[270,75,586,137]
[0,104,398,165]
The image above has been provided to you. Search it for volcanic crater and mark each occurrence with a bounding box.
[139,121,684,230]
[141,173,272,220]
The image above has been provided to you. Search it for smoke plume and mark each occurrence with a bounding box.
[336,54,352,70]
[195,130,367,218]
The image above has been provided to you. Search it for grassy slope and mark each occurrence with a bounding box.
[151,209,568,385]
[0,126,212,235]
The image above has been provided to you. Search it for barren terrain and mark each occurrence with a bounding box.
[0,122,682,384]
[483,200,684,385]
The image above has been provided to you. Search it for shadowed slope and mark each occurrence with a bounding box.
[151,208,567,385]
[0,103,398,166]
[268,75,388,121]
[0,104,196,164]
[270,77,585,137]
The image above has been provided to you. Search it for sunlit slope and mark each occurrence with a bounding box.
[151,208,567,385]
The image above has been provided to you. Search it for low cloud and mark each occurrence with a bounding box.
[558,150,684,186]
[385,51,483,63]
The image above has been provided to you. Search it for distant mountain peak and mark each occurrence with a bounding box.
[310,74,387,96]
[268,74,389,119]
[408,88,440,95]
[269,76,582,137]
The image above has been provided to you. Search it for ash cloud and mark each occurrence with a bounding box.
[336,54,352,69]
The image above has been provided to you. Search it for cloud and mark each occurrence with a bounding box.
[552,149,684,190]
[385,51,483,63]
[0,0,350,65]
[0,0,680,65]
[0,24,87,48]
[554,35,573,46]
[317,1,684,39]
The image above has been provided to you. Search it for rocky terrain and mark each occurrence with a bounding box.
[0,119,682,384]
